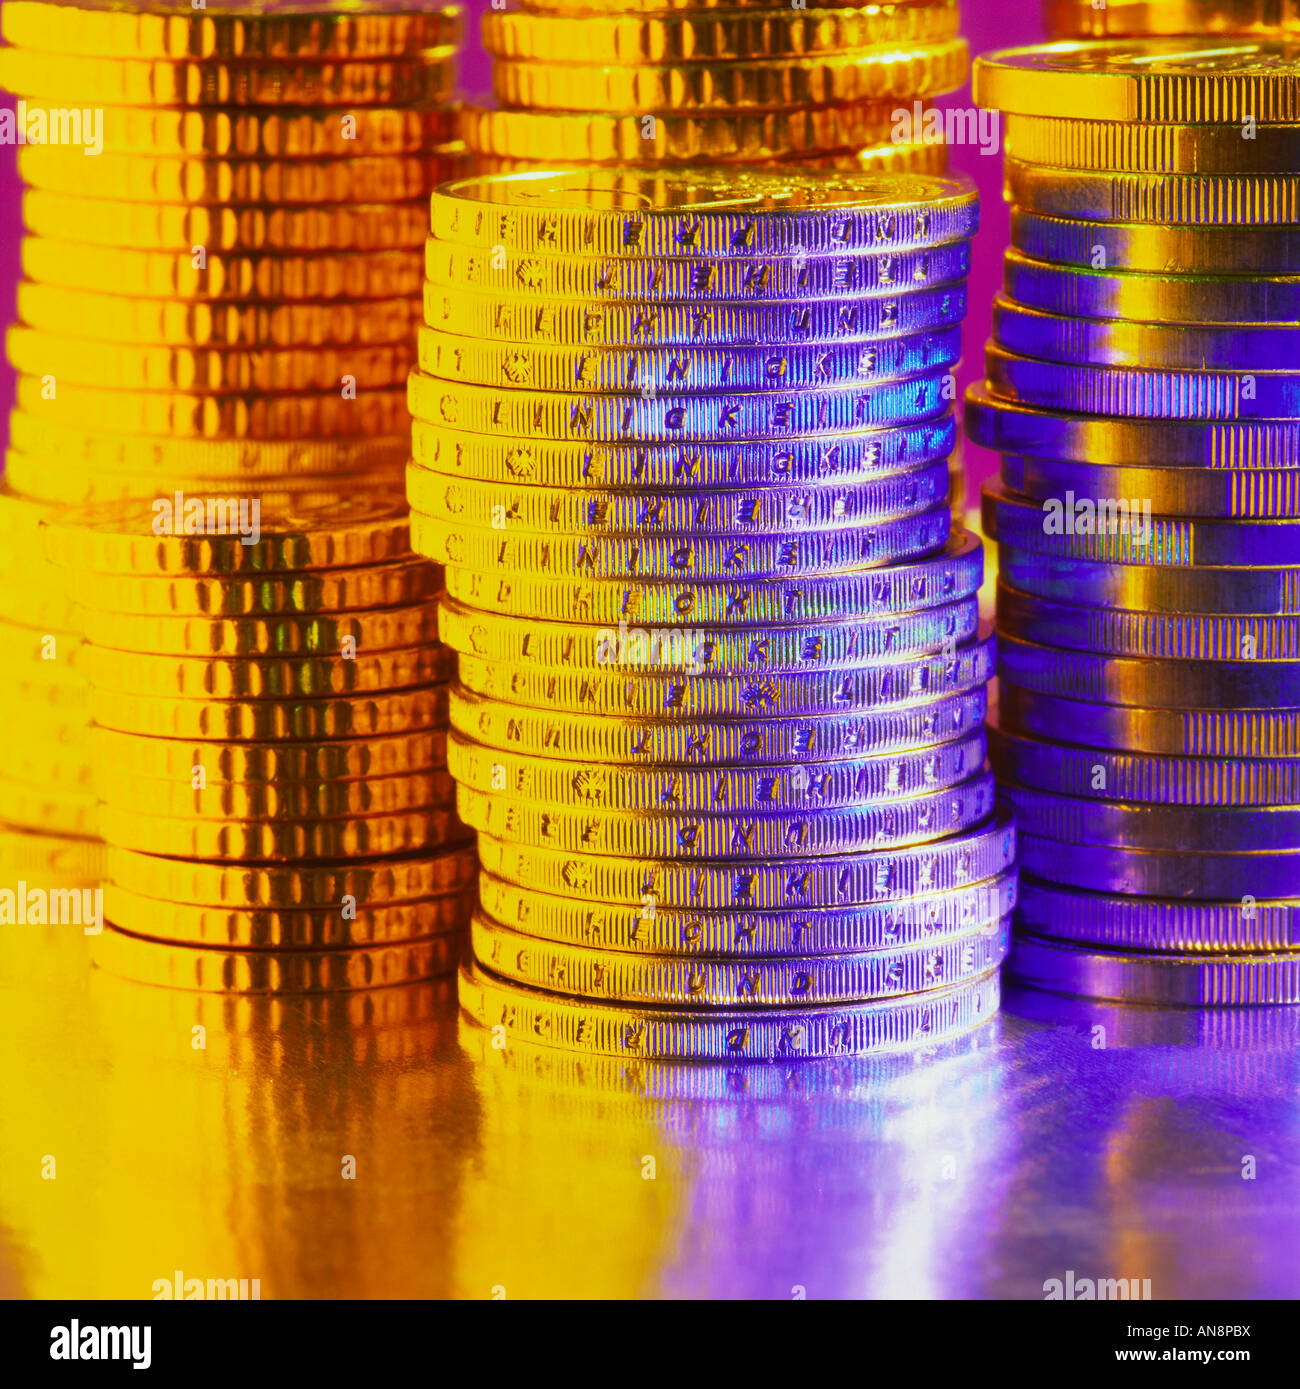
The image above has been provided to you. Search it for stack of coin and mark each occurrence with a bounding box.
[0,1,464,902]
[969,40,1300,1005]
[43,494,476,991]
[1043,0,1300,39]
[410,167,1016,1062]
[462,0,967,174]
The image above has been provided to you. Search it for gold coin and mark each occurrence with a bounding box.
[406,463,948,536]
[101,886,473,951]
[1,3,463,60]
[422,236,972,300]
[0,823,104,886]
[30,103,459,158]
[3,451,405,510]
[468,139,948,178]
[90,725,448,782]
[1006,113,1300,174]
[1004,158,1300,225]
[4,656,92,703]
[101,768,457,822]
[458,959,1000,1060]
[91,684,449,741]
[0,484,53,547]
[22,238,422,300]
[108,840,477,908]
[77,604,440,659]
[8,327,411,393]
[1009,208,1300,276]
[470,911,1008,1007]
[405,371,939,440]
[1043,0,1300,38]
[428,167,978,257]
[44,492,413,575]
[81,641,450,699]
[0,579,78,633]
[491,41,969,112]
[22,189,430,253]
[482,5,960,62]
[0,615,81,662]
[412,322,959,393]
[0,46,458,106]
[998,247,1300,321]
[461,101,907,164]
[0,776,98,839]
[18,281,420,348]
[7,416,409,475]
[10,734,94,791]
[975,38,1300,123]
[477,868,1016,956]
[17,376,407,439]
[90,927,462,993]
[18,146,457,206]
[100,804,466,861]
[67,560,436,619]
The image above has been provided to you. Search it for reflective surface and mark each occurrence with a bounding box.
[2,924,1297,1300]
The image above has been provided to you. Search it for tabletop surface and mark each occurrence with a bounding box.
[2,925,1297,1301]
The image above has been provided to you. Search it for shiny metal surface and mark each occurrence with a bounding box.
[2,925,1297,1300]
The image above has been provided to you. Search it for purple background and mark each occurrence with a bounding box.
[0,2,1044,478]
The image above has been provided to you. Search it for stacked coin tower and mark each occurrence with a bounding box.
[409,167,1017,1062]
[1043,0,1300,39]
[0,0,464,949]
[969,41,1300,1005]
[462,0,964,173]
[42,494,476,991]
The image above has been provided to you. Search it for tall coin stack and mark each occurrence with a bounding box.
[1043,0,1300,40]
[47,495,476,992]
[410,168,1017,1062]
[969,41,1300,1005]
[0,0,469,988]
[461,0,965,175]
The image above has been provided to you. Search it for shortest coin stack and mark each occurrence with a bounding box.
[413,167,1016,1062]
[44,493,474,992]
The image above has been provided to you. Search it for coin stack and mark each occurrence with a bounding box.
[1043,0,1300,39]
[462,0,966,175]
[40,494,476,991]
[969,41,1300,1005]
[409,167,1017,1062]
[0,1,463,926]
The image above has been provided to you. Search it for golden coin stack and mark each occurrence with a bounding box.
[43,494,477,991]
[0,1,464,917]
[1043,0,1300,39]
[463,0,967,174]
[969,41,1300,1005]
[410,168,1017,1062]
